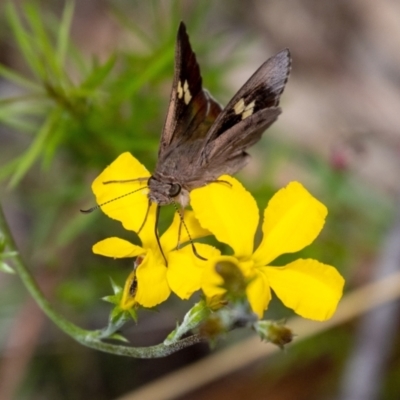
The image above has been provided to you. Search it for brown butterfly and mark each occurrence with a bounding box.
[147,22,291,208]
[83,23,290,259]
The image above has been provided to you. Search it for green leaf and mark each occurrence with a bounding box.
[56,1,75,69]
[0,95,48,112]
[0,98,47,133]
[0,251,18,259]
[8,107,63,188]
[103,280,123,305]
[0,64,42,91]
[0,157,21,183]
[115,47,173,101]
[110,305,124,322]
[102,294,120,305]
[111,7,154,47]
[68,41,90,76]
[41,118,66,169]
[0,261,15,274]
[106,302,137,326]
[81,54,117,91]
[107,333,129,343]
[110,278,123,295]
[0,116,36,133]
[164,300,210,345]
[128,308,138,322]
[96,306,131,339]
[0,233,5,252]
[110,308,131,327]
[6,2,44,79]
[24,3,61,80]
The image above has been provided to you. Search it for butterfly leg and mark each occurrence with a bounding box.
[155,205,168,266]
[171,200,207,261]
[176,207,185,250]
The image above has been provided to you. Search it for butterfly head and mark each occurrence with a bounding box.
[147,176,189,207]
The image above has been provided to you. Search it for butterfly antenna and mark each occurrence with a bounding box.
[103,177,148,185]
[172,201,207,261]
[213,179,232,188]
[80,186,148,213]
[155,205,168,266]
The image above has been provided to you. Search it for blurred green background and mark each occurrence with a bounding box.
[1,1,400,399]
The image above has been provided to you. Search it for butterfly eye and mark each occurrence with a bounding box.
[168,183,181,197]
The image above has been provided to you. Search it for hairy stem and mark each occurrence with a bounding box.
[0,204,204,358]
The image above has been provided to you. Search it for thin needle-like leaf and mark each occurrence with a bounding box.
[6,3,44,79]
[56,1,75,71]
[115,47,173,101]
[8,107,63,188]
[24,3,62,80]
[0,157,21,183]
[0,64,42,92]
[80,54,117,91]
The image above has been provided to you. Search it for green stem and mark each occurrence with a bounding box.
[0,204,204,358]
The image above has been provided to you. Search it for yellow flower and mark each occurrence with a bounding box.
[91,152,150,232]
[91,152,210,309]
[168,176,345,321]
[93,200,212,309]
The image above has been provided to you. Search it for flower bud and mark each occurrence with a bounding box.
[254,320,294,349]
[215,258,248,298]
[198,315,226,340]
[205,295,228,311]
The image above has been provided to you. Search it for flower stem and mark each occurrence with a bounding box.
[0,204,204,358]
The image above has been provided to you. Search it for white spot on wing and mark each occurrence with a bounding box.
[177,80,191,104]
[183,80,192,104]
[233,99,256,119]
[234,98,245,115]
[177,81,183,99]
[242,100,255,119]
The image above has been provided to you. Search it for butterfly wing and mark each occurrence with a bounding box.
[158,22,222,159]
[154,24,290,197]
[201,49,291,172]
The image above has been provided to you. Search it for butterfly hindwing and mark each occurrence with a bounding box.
[200,49,291,169]
[205,49,291,144]
[206,108,281,165]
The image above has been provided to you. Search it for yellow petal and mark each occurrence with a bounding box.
[167,244,220,299]
[253,182,327,265]
[92,152,150,232]
[265,259,345,321]
[190,175,258,258]
[135,250,170,307]
[92,237,145,258]
[246,269,272,318]
[120,269,138,310]
[161,210,210,252]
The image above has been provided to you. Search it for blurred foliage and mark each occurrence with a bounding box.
[0,0,228,282]
[0,0,398,399]
[0,1,231,397]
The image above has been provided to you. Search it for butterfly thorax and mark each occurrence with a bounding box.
[148,174,190,207]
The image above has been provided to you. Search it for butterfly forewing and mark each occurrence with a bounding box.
[159,23,221,158]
